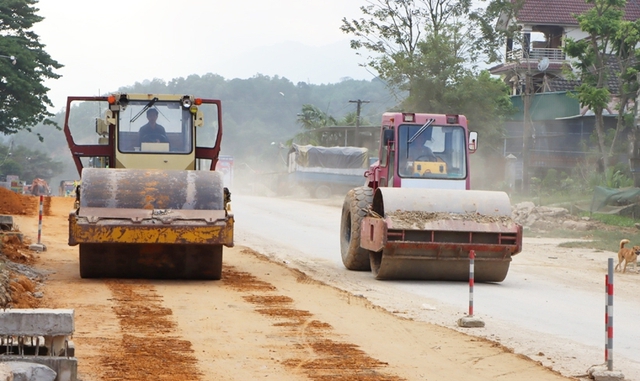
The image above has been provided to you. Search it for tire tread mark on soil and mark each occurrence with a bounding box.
[102,280,203,381]
[223,255,405,381]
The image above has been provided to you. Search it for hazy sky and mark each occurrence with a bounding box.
[33,0,374,112]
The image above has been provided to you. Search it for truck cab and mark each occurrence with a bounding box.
[64,93,223,173]
[367,112,478,191]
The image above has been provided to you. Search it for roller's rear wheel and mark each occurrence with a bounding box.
[79,243,223,280]
[340,187,373,271]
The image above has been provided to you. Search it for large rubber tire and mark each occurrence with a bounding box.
[340,186,374,271]
[79,243,223,280]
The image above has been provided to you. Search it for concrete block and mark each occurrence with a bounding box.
[0,309,74,336]
[0,361,56,381]
[1,358,76,381]
[28,243,46,252]
[588,365,625,381]
[0,216,13,231]
[457,315,485,328]
[592,370,625,381]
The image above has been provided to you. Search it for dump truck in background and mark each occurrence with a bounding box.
[63,93,233,279]
[287,144,368,198]
[340,112,522,282]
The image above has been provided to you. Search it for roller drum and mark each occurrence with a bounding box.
[372,188,512,217]
[80,167,224,211]
[365,188,520,282]
[74,167,229,279]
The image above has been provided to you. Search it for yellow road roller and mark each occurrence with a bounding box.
[340,112,522,282]
[63,93,233,279]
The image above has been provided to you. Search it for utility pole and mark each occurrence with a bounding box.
[522,73,533,194]
[349,99,369,147]
[521,29,533,195]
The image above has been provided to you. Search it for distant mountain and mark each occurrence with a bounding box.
[215,40,375,84]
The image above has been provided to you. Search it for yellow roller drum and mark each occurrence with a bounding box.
[71,167,233,279]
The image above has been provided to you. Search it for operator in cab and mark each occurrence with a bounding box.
[407,130,437,162]
[138,108,168,145]
[399,129,444,177]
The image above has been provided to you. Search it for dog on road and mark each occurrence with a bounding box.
[615,239,640,273]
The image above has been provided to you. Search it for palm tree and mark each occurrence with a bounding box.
[294,105,338,144]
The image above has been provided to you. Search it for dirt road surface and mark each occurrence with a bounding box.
[3,195,591,380]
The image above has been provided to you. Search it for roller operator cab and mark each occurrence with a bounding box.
[63,93,234,280]
[340,112,522,282]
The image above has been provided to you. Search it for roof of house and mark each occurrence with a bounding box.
[546,78,581,92]
[516,0,640,25]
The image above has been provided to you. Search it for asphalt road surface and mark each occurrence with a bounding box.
[232,193,640,380]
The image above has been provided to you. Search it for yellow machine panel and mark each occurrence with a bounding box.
[412,161,447,175]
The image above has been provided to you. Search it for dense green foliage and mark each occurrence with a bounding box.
[564,0,640,174]
[0,141,63,183]
[341,0,516,158]
[0,75,399,184]
[0,0,62,138]
[8,0,630,198]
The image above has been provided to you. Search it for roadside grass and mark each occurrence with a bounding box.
[508,191,640,254]
[510,193,591,209]
[528,211,640,254]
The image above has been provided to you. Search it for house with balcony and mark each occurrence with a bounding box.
[488,0,640,183]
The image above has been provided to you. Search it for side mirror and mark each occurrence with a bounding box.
[195,110,204,127]
[105,109,116,126]
[95,118,109,137]
[468,131,478,153]
[383,129,394,146]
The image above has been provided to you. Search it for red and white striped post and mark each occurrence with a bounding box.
[468,249,475,316]
[37,195,43,245]
[605,258,614,371]
[28,195,46,252]
[457,249,484,327]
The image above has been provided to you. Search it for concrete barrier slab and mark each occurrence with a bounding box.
[0,361,56,381]
[28,243,46,252]
[1,357,77,381]
[457,315,485,328]
[0,309,73,336]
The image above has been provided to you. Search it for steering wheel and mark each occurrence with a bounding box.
[141,132,169,143]
[415,154,437,162]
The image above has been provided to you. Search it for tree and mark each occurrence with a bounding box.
[563,0,628,175]
[10,72,399,178]
[470,0,523,64]
[341,0,475,98]
[401,22,474,111]
[338,111,369,126]
[341,0,516,155]
[444,71,515,152]
[291,104,336,144]
[0,141,63,182]
[0,0,62,138]
[611,20,640,186]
